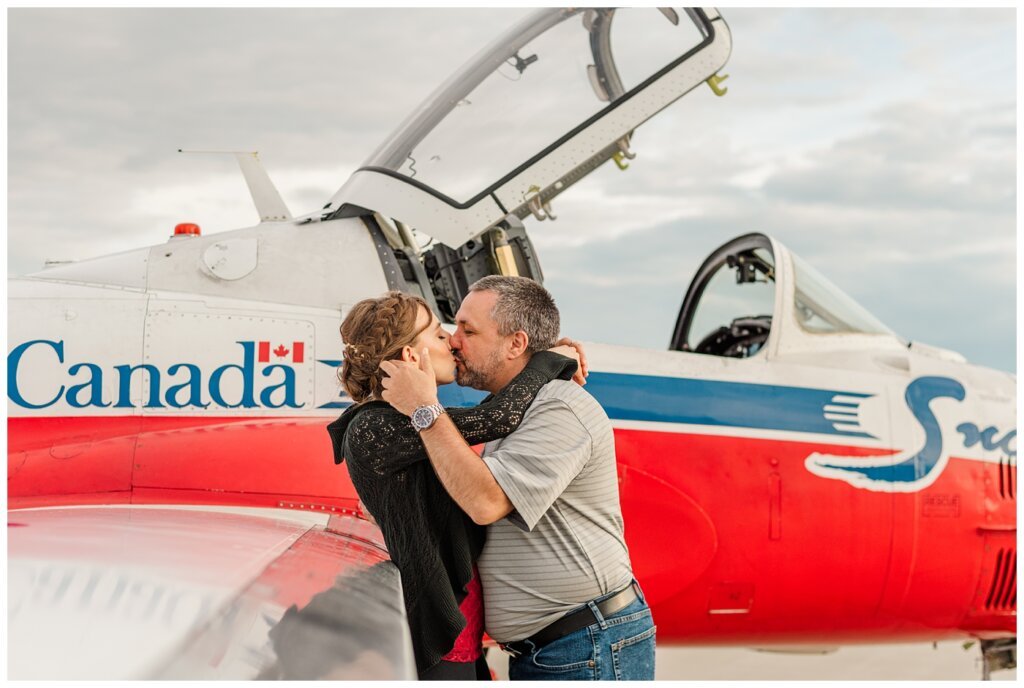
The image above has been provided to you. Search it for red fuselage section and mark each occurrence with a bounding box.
[9,413,1015,645]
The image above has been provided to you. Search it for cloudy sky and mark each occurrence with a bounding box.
[7,8,1016,372]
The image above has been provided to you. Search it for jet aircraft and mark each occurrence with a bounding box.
[7,7,1016,680]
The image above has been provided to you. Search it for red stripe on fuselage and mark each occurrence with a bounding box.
[8,415,358,510]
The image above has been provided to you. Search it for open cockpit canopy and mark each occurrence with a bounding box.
[327,8,731,248]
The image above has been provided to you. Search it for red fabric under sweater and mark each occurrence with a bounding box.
[443,565,484,662]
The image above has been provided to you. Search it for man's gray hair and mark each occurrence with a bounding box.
[469,275,560,354]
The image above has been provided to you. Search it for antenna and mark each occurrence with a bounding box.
[178,149,292,223]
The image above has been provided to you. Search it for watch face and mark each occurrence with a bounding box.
[412,406,435,430]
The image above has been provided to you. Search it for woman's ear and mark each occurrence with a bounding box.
[401,345,418,363]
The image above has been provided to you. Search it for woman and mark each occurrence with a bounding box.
[326,291,579,680]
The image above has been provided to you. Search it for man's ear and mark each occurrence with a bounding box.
[401,345,418,363]
[507,331,530,359]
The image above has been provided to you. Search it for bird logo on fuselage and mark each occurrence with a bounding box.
[805,376,1015,492]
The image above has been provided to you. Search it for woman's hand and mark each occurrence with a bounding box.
[380,348,440,416]
[549,337,589,386]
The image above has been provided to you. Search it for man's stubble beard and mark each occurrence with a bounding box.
[454,348,504,390]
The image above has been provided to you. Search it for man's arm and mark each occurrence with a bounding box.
[379,352,513,525]
[419,414,514,525]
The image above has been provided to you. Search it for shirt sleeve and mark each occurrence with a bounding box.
[482,396,592,532]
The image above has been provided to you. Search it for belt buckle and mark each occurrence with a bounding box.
[500,642,523,659]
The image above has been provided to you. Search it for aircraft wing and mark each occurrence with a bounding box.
[8,505,416,680]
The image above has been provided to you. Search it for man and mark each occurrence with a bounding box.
[380,275,655,681]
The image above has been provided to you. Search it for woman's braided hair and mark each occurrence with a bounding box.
[339,291,431,403]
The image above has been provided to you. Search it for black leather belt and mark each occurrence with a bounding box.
[500,581,641,658]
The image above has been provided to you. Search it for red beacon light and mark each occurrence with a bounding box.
[172,223,201,238]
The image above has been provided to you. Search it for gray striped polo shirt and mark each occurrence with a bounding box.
[477,379,634,643]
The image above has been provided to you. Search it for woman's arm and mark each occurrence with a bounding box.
[346,352,577,475]
[445,351,577,445]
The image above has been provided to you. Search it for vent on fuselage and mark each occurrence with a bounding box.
[998,456,1016,500]
[985,547,1017,612]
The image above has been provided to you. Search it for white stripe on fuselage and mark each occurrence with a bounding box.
[608,418,1008,464]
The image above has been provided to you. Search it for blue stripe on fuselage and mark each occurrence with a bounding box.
[436,371,875,439]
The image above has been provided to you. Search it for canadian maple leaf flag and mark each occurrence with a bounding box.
[258,341,305,364]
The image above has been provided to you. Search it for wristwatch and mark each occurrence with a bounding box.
[410,403,446,432]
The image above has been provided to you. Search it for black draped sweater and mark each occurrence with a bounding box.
[326,352,576,673]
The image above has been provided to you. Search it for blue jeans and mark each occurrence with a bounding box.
[507,585,656,681]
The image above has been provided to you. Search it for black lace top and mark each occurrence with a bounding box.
[326,351,577,673]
